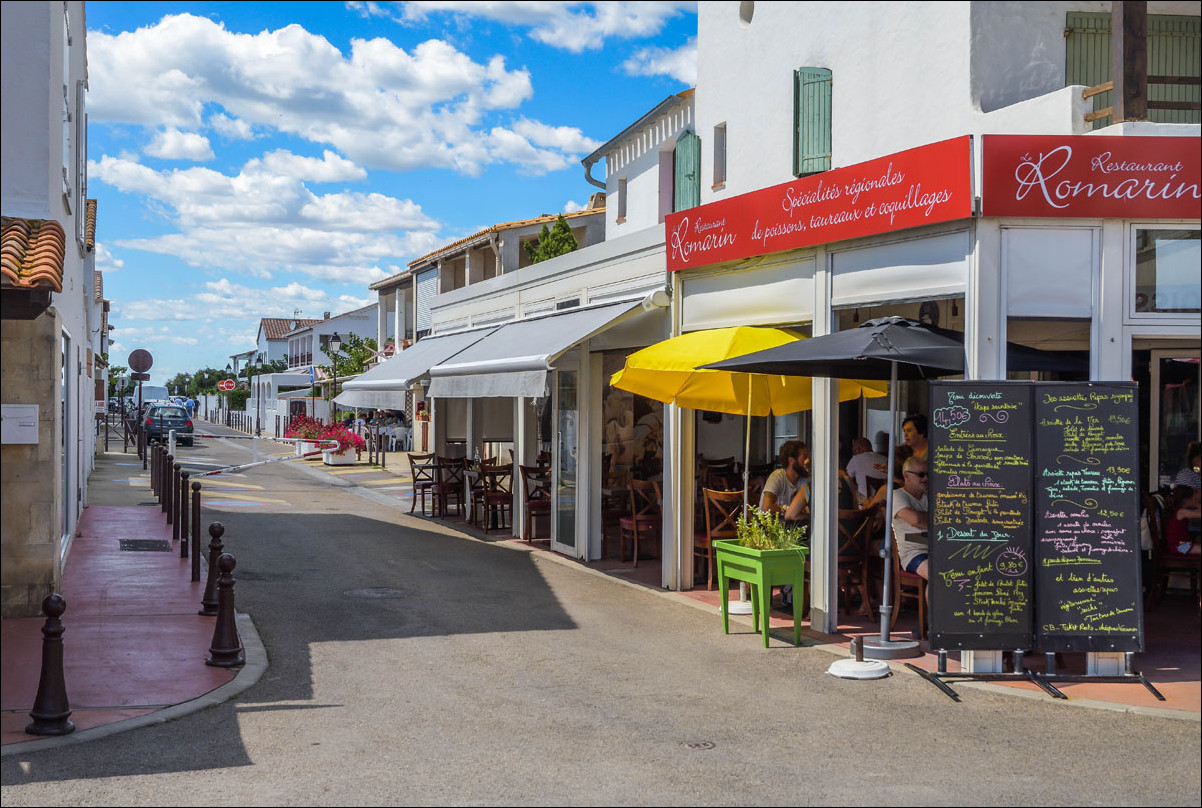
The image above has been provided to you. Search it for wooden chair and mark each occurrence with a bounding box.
[620,479,662,566]
[519,464,551,541]
[696,488,743,590]
[407,453,437,515]
[432,456,466,519]
[1143,491,1201,611]
[836,506,878,617]
[889,538,928,638]
[601,468,630,558]
[481,463,513,534]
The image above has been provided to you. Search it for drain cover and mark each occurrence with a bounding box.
[682,741,715,750]
[119,539,172,552]
[342,587,407,599]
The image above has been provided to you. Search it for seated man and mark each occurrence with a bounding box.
[844,436,887,506]
[892,456,929,581]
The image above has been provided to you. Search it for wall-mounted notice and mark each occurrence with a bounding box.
[929,383,1034,650]
[1034,383,1142,652]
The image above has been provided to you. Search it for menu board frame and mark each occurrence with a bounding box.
[927,380,1143,654]
[928,381,1035,651]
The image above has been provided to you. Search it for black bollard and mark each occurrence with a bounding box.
[191,482,202,582]
[179,471,190,558]
[199,522,224,616]
[206,553,245,668]
[162,454,174,514]
[25,594,75,736]
[150,443,158,498]
[170,462,181,532]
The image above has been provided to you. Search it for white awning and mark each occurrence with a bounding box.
[333,389,408,410]
[339,328,498,399]
[426,300,644,399]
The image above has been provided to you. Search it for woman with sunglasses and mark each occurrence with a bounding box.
[893,456,930,581]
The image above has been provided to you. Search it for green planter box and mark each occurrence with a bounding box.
[714,539,808,648]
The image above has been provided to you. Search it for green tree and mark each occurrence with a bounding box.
[523,215,578,264]
[317,335,377,401]
[107,365,128,397]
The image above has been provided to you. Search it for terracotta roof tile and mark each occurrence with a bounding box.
[85,199,97,252]
[260,317,321,341]
[407,208,603,269]
[1,216,67,293]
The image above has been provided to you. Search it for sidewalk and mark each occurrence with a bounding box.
[1,447,266,755]
[4,441,1196,756]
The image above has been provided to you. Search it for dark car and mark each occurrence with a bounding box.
[143,405,194,446]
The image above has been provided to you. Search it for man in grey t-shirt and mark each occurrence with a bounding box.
[759,440,810,610]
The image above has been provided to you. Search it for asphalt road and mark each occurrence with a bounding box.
[2,430,1199,806]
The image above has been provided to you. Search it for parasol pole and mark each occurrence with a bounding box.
[878,360,899,641]
[728,381,754,613]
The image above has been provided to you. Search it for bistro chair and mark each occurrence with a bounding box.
[889,537,929,638]
[620,479,662,566]
[835,505,878,617]
[519,464,551,541]
[432,456,466,519]
[481,463,514,534]
[696,488,743,590]
[408,452,437,516]
[601,468,630,558]
[1143,491,1201,612]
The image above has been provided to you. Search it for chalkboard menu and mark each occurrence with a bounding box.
[928,382,1034,650]
[928,381,1143,654]
[1033,383,1142,652]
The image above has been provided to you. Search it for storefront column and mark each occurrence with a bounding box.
[662,401,693,591]
[810,250,838,635]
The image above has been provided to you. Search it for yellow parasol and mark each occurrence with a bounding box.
[610,326,886,415]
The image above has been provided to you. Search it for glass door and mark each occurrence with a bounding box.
[552,365,579,556]
[1150,349,1201,490]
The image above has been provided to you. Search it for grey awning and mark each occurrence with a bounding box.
[339,327,498,394]
[426,300,644,399]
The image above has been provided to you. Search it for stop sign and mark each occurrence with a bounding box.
[218,379,236,391]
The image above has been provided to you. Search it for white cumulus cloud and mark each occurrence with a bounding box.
[87,13,597,176]
[145,128,215,161]
[622,37,697,85]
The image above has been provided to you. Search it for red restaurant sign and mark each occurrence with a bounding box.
[982,135,1201,219]
[665,136,973,272]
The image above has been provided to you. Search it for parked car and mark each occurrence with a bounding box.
[143,404,194,446]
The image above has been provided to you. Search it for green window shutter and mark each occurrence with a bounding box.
[1066,12,1200,129]
[1065,12,1113,130]
[1149,15,1200,125]
[793,67,832,176]
[674,130,701,212]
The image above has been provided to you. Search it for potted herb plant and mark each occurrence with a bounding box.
[713,507,809,647]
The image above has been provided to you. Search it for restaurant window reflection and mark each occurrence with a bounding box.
[602,352,663,482]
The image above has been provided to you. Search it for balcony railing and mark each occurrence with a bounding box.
[1083,74,1202,124]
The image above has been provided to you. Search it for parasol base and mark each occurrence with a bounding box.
[828,658,891,679]
[858,634,923,660]
[726,600,754,615]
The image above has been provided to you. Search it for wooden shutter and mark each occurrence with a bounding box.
[794,67,832,176]
[674,130,701,212]
[1149,15,1200,125]
[1066,12,1200,129]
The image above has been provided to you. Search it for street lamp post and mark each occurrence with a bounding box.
[254,355,264,437]
[328,332,342,425]
[224,363,233,427]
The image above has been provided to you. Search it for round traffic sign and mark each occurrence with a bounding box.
[218,379,236,391]
[128,349,153,373]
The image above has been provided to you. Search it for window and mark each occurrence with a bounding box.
[1134,228,1201,313]
[713,123,727,188]
[793,67,832,176]
[674,130,701,211]
[616,178,628,222]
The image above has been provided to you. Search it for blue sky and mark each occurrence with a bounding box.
[87,1,696,384]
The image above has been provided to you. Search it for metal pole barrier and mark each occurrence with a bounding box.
[191,482,202,582]
[180,471,190,558]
